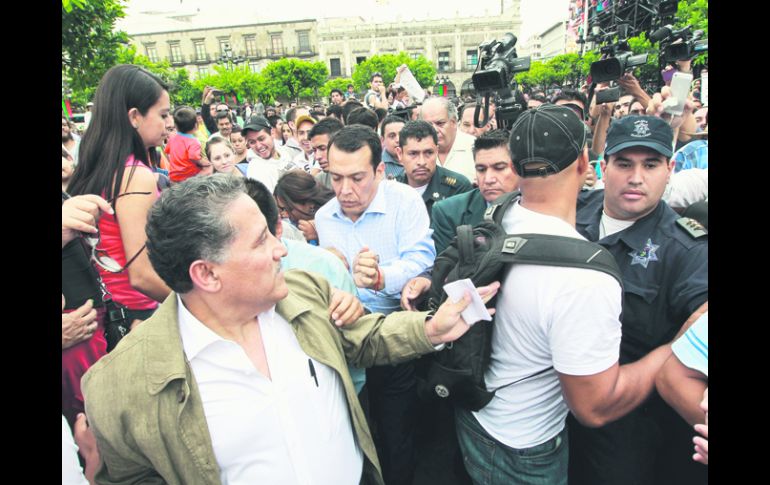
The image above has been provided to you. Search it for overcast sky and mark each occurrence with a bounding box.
[122,0,569,40]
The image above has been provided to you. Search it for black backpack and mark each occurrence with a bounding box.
[416,191,623,411]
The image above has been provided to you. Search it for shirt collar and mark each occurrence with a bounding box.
[177,294,276,361]
[177,132,197,140]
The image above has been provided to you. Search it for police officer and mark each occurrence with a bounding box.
[569,115,708,485]
[430,130,520,254]
[395,120,472,220]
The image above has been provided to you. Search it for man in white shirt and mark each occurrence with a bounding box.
[420,96,477,182]
[82,174,499,485]
[454,104,676,485]
[241,116,301,192]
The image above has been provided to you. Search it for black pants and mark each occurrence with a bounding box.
[366,361,417,485]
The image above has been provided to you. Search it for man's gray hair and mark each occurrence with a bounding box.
[421,96,458,121]
[146,174,246,293]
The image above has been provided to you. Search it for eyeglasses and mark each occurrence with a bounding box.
[79,191,152,273]
[630,109,645,115]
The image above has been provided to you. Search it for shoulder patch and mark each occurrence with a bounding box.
[676,217,708,239]
[442,176,457,187]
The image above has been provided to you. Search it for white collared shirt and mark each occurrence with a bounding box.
[177,296,363,485]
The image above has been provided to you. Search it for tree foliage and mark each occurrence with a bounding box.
[62,0,130,92]
[351,53,436,92]
[255,58,329,104]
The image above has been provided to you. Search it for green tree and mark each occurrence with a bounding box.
[255,58,328,104]
[515,61,559,91]
[320,78,354,99]
[62,0,130,92]
[351,53,436,92]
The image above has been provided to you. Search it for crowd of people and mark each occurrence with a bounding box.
[62,58,707,485]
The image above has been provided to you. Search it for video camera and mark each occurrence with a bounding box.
[589,24,649,84]
[471,33,531,131]
[650,24,708,63]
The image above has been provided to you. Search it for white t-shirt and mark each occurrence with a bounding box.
[246,146,303,193]
[178,297,363,485]
[474,202,622,449]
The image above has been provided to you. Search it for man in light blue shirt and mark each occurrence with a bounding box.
[315,126,435,315]
[315,125,435,484]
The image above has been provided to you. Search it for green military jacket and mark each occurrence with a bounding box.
[82,270,435,485]
[397,165,472,218]
[429,188,488,255]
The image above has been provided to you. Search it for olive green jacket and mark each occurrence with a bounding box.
[82,270,435,485]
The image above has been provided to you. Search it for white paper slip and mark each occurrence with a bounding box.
[443,279,493,326]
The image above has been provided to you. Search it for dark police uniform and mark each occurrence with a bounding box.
[397,165,472,221]
[429,188,487,255]
[568,189,708,485]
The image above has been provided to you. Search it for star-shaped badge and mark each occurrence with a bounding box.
[629,238,660,268]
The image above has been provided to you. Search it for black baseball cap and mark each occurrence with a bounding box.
[241,116,272,136]
[508,104,587,178]
[604,115,674,158]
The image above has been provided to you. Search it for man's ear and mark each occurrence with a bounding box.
[189,260,222,293]
[395,146,403,162]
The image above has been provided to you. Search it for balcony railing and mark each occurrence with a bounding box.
[192,53,211,64]
[268,47,287,58]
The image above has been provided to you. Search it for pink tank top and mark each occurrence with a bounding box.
[97,156,160,310]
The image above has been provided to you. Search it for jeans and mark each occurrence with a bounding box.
[455,407,568,485]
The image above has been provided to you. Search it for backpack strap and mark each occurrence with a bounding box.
[456,225,477,278]
[483,190,522,225]
[495,231,623,287]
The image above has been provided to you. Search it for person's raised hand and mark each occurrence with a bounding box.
[298,219,318,242]
[353,246,382,290]
[401,276,432,311]
[425,282,500,345]
[62,194,113,247]
[329,288,365,327]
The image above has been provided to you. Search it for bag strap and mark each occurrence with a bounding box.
[483,190,522,225]
[456,224,477,278]
[492,231,623,287]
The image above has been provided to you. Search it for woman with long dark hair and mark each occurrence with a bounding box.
[67,65,172,328]
[273,170,335,244]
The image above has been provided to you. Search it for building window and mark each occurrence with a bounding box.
[466,50,478,69]
[169,43,182,63]
[438,51,450,72]
[356,56,367,65]
[270,34,283,55]
[145,44,158,63]
[410,52,422,60]
[219,40,231,56]
[249,61,260,73]
[244,35,257,57]
[198,66,209,77]
[194,40,207,61]
[330,58,341,77]
[298,31,311,52]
